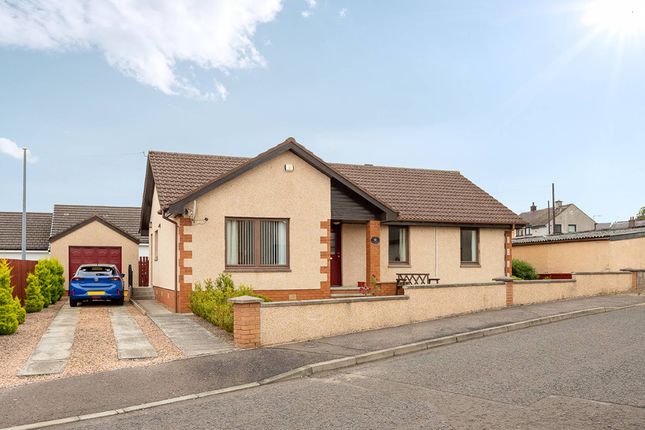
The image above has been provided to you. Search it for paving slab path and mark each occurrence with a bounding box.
[135,300,233,357]
[110,307,157,360]
[18,305,79,376]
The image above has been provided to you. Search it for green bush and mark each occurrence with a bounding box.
[33,258,65,305]
[24,273,45,313]
[189,273,270,332]
[0,260,18,335]
[512,259,538,280]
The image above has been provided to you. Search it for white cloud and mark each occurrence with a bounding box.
[214,80,228,101]
[339,8,348,18]
[301,0,316,18]
[0,1,283,100]
[0,138,37,163]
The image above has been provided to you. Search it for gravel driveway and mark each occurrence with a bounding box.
[0,302,183,389]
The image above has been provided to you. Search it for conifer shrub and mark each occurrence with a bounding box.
[24,273,45,313]
[0,260,18,335]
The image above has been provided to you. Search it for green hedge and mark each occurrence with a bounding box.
[0,259,20,335]
[512,259,538,280]
[190,273,270,332]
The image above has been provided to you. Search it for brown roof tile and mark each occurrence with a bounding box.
[0,212,52,251]
[51,205,146,243]
[147,146,524,226]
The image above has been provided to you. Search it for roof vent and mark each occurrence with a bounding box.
[364,163,373,166]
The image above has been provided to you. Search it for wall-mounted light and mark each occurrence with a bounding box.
[284,163,294,172]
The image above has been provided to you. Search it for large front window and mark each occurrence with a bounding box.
[226,218,288,268]
[460,228,479,264]
[388,226,409,264]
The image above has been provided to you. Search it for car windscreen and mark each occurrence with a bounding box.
[76,266,116,277]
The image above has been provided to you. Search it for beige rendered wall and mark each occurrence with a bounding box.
[189,151,330,291]
[513,236,645,274]
[258,272,632,345]
[149,186,177,290]
[341,223,366,286]
[50,220,139,290]
[514,273,632,305]
[379,226,506,284]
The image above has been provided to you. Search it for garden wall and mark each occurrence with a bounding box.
[233,271,637,347]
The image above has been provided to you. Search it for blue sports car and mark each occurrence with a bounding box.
[69,264,125,307]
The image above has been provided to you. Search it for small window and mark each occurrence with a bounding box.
[388,226,409,264]
[226,218,288,268]
[515,228,524,237]
[568,224,577,233]
[554,224,562,234]
[460,228,479,264]
[154,230,159,261]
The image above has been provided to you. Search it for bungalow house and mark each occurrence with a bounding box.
[0,211,52,260]
[141,138,524,313]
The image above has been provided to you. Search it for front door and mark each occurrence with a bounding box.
[330,223,342,286]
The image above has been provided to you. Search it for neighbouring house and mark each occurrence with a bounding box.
[49,205,148,289]
[516,201,595,237]
[0,211,52,260]
[595,217,645,231]
[513,227,645,275]
[141,138,525,313]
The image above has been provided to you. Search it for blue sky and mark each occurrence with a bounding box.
[1,0,644,222]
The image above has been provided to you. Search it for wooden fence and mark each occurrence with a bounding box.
[6,259,38,305]
[139,256,149,287]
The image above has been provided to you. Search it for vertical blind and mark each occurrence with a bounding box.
[226,219,288,266]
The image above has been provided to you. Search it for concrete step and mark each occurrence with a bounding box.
[331,293,364,298]
[132,287,155,299]
[331,286,361,291]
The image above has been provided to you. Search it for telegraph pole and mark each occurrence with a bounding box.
[21,147,27,260]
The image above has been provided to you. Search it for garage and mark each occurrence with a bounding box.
[49,205,145,291]
[68,246,122,281]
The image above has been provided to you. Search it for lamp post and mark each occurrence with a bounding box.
[21,147,27,260]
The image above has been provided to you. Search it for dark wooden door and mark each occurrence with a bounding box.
[330,223,342,286]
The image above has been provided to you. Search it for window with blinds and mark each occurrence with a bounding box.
[226,218,289,268]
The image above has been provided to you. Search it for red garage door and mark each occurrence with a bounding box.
[69,246,122,282]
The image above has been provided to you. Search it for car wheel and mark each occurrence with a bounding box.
[69,299,78,307]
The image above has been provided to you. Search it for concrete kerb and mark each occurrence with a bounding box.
[3,302,643,430]
[129,299,148,316]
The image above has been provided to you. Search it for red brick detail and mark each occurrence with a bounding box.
[319,219,331,298]
[177,216,193,313]
[232,302,261,348]
[374,282,398,296]
[505,281,513,307]
[253,289,328,301]
[366,220,381,283]
[631,271,638,291]
[504,230,513,277]
[153,286,177,312]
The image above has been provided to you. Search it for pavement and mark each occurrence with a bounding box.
[18,306,79,376]
[135,299,233,356]
[47,304,645,429]
[2,293,644,428]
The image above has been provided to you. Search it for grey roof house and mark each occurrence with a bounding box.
[0,212,52,260]
[517,201,595,237]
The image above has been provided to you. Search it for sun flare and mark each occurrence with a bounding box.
[582,0,645,36]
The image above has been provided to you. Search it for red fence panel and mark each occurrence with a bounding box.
[139,256,149,287]
[538,273,573,280]
[5,259,38,306]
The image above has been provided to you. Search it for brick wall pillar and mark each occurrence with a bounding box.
[228,296,263,349]
[504,230,513,277]
[366,220,381,284]
[178,217,193,313]
[494,276,514,307]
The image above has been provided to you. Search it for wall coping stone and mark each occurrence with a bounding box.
[228,296,264,304]
[620,268,645,273]
[261,295,409,308]
[404,282,503,290]
[492,276,514,282]
[572,271,630,275]
[514,279,576,284]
